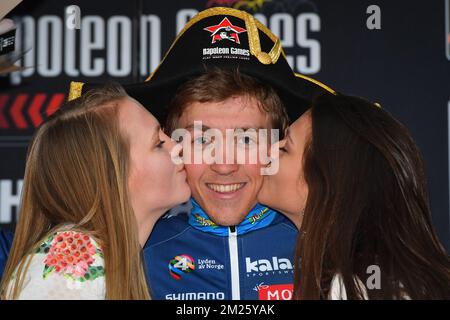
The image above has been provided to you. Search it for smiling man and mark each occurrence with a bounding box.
[140,8,334,301]
[145,68,299,300]
[180,95,267,227]
[168,69,286,227]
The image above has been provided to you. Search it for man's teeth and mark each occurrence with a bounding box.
[207,183,245,193]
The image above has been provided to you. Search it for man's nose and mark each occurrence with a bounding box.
[210,140,239,174]
[210,162,239,175]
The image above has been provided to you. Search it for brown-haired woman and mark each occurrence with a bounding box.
[0,84,190,299]
[258,93,450,299]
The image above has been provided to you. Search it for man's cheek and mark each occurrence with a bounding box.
[242,164,263,183]
[185,164,206,186]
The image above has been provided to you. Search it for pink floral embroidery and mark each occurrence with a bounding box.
[43,231,97,279]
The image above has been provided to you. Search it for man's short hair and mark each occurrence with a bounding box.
[165,68,289,137]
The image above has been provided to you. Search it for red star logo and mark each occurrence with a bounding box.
[204,17,247,44]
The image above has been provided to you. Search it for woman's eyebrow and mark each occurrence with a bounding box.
[151,124,161,142]
[287,129,295,145]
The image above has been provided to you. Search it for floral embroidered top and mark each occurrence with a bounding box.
[7,228,105,299]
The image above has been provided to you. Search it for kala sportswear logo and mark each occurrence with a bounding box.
[204,17,246,44]
[246,256,294,277]
[169,254,195,280]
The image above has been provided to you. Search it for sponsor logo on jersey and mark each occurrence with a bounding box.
[245,256,294,277]
[166,291,226,300]
[255,283,294,300]
[169,254,195,280]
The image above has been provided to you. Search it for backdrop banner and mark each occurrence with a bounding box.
[0,0,449,251]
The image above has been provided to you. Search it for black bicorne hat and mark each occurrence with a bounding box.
[68,7,336,124]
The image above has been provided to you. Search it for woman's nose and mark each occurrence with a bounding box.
[271,139,286,156]
[165,134,176,148]
[163,132,183,157]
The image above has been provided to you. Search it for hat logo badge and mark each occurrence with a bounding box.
[204,17,247,44]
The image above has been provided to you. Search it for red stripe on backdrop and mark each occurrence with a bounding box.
[46,94,65,117]
[0,95,9,129]
[29,93,47,127]
[10,94,28,129]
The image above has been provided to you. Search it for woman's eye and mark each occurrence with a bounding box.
[279,147,288,153]
[156,140,165,148]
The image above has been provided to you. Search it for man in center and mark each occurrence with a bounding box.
[166,68,287,227]
[147,67,296,300]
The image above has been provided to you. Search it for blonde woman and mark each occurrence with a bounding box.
[0,84,190,299]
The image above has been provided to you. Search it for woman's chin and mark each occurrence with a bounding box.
[179,186,192,203]
[162,187,191,212]
[257,185,277,209]
[182,190,192,203]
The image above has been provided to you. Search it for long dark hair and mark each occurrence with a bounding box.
[294,94,450,299]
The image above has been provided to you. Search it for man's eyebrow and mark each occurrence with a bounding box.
[184,124,211,131]
[184,125,266,131]
[235,127,265,131]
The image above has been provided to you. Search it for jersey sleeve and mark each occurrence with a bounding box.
[0,230,13,278]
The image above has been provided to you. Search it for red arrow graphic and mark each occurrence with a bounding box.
[0,95,9,129]
[29,93,47,127]
[46,93,65,117]
[10,94,28,129]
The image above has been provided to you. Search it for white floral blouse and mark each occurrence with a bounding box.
[7,229,105,299]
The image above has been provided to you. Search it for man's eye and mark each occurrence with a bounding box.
[237,135,257,146]
[193,136,212,145]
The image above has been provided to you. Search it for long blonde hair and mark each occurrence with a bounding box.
[0,84,150,299]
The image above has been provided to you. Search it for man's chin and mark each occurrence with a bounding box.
[197,196,256,226]
[207,211,248,227]
[210,217,246,227]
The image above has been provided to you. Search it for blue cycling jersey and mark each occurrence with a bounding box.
[144,199,298,300]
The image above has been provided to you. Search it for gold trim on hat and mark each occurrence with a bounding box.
[294,73,336,95]
[68,81,84,101]
[244,13,281,65]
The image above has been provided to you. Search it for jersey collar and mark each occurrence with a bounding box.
[188,198,277,236]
